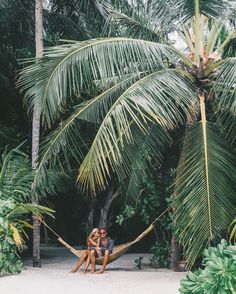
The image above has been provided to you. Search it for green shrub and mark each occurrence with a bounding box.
[134,256,144,269]
[149,241,171,268]
[0,200,24,276]
[179,240,236,294]
[0,199,54,276]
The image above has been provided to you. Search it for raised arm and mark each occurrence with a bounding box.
[88,237,98,247]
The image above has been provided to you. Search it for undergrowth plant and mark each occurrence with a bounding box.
[179,240,236,294]
[0,199,54,276]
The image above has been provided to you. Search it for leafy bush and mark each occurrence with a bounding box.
[150,241,171,268]
[0,146,55,276]
[0,200,25,276]
[0,199,54,276]
[115,204,135,225]
[134,256,143,269]
[179,240,236,294]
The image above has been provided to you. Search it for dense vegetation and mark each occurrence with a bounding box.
[0,147,53,275]
[0,0,236,277]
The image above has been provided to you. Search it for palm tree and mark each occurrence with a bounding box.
[31,0,44,268]
[32,0,93,268]
[19,0,236,267]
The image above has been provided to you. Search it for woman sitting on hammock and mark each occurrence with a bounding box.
[70,228,100,273]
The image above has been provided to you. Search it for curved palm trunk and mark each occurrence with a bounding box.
[32,0,43,267]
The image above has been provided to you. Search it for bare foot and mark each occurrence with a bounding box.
[90,270,96,274]
[96,270,104,274]
[70,268,78,273]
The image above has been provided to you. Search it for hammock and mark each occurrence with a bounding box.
[40,208,169,265]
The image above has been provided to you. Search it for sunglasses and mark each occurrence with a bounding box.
[100,231,106,235]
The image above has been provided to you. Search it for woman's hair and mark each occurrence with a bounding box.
[88,227,99,239]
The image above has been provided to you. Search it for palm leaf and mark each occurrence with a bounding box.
[121,124,172,206]
[31,73,141,194]
[174,119,236,268]
[229,217,236,241]
[213,57,236,116]
[18,38,187,128]
[0,145,33,203]
[103,0,236,40]
[78,69,198,193]
[7,203,55,219]
[177,0,233,22]
[100,0,169,41]
[212,57,236,143]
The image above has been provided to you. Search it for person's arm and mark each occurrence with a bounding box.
[88,238,97,247]
[96,238,101,251]
[107,238,114,253]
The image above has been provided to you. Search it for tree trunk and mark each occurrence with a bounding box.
[170,235,180,270]
[32,0,43,267]
[86,208,94,235]
[99,187,119,228]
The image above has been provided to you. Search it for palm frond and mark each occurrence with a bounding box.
[122,124,172,205]
[174,121,236,268]
[43,10,93,41]
[0,145,33,203]
[18,38,185,128]
[213,58,236,116]
[100,0,169,41]
[32,73,140,195]
[214,108,236,144]
[102,0,236,40]
[179,0,234,22]
[78,69,198,193]
[34,169,73,200]
[229,216,236,241]
[7,203,55,219]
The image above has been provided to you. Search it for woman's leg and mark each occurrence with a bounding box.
[70,251,88,273]
[90,250,97,273]
[83,255,91,273]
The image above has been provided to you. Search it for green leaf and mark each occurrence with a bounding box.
[18,37,184,128]
[174,122,236,268]
[78,69,198,193]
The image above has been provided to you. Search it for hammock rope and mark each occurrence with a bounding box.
[37,207,170,265]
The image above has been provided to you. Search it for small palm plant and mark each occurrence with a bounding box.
[19,0,236,267]
[0,146,54,275]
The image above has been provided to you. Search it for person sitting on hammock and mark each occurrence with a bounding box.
[70,228,100,273]
[90,227,114,274]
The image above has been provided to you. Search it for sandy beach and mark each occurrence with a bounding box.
[0,247,186,294]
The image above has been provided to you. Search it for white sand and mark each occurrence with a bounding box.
[0,247,186,294]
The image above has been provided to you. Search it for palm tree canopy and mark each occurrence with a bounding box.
[19,0,236,267]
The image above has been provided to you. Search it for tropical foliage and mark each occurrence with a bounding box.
[18,0,236,267]
[0,146,34,202]
[0,146,54,275]
[179,240,236,294]
[0,199,53,276]
[229,217,236,242]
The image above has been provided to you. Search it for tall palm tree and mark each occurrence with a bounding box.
[31,0,44,268]
[32,0,101,268]
[19,0,236,267]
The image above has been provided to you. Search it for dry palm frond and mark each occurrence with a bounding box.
[10,223,23,248]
